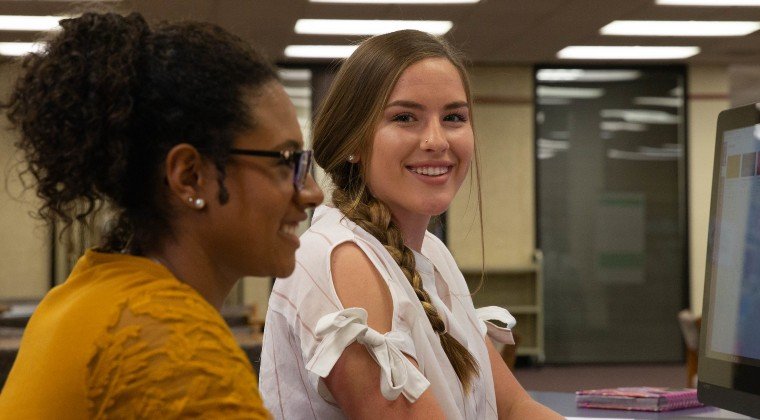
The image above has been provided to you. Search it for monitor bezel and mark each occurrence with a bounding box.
[697,102,760,418]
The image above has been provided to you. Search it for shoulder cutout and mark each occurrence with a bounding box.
[330,241,393,334]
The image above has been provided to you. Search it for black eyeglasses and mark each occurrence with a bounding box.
[229,148,313,190]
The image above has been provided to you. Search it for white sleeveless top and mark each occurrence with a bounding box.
[259,205,515,419]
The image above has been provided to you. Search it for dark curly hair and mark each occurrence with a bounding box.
[4,12,278,254]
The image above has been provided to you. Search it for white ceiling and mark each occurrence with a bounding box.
[4,0,760,65]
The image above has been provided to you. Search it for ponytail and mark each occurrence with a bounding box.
[7,12,148,228]
[5,12,278,254]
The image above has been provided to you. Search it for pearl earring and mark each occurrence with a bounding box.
[189,196,205,209]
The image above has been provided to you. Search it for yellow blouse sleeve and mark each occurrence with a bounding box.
[85,288,269,419]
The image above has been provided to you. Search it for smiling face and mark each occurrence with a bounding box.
[204,81,323,279]
[365,57,474,230]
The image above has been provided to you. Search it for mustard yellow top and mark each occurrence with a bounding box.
[0,250,269,419]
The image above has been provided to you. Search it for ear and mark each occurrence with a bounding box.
[164,143,211,210]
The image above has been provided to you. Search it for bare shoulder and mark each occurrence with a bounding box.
[330,241,393,333]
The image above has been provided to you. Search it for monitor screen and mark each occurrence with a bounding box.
[698,103,760,418]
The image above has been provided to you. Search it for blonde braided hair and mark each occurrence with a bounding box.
[314,30,481,392]
[332,187,479,391]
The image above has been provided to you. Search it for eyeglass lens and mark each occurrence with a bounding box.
[294,150,313,190]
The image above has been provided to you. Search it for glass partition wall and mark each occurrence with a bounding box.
[535,67,688,363]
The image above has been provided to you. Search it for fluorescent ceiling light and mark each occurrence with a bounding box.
[295,19,452,36]
[558,46,699,60]
[283,86,312,98]
[310,0,479,3]
[0,42,44,56]
[278,69,311,82]
[634,96,682,107]
[601,20,760,37]
[657,0,760,5]
[537,86,605,99]
[0,15,65,31]
[536,69,641,82]
[285,45,359,59]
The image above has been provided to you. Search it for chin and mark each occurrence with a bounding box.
[419,199,453,216]
[272,259,297,279]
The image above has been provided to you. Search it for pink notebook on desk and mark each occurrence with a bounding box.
[575,386,703,412]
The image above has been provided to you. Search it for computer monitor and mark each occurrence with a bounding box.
[698,103,760,418]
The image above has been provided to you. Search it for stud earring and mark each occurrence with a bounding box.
[347,154,355,162]
[425,139,430,143]
[188,196,205,209]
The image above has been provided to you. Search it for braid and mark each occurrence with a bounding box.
[333,188,479,392]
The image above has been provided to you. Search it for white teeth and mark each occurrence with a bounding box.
[281,224,296,235]
[410,166,450,176]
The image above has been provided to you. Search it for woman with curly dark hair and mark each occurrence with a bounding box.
[0,12,322,418]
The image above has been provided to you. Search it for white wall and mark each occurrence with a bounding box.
[687,65,730,315]
[448,66,536,271]
[0,62,50,299]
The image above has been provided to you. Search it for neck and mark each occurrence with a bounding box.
[147,236,236,310]
[389,208,430,253]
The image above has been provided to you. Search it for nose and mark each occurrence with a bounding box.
[421,122,448,152]
[296,172,324,209]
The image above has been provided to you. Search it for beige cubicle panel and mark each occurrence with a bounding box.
[448,65,544,360]
[0,62,49,300]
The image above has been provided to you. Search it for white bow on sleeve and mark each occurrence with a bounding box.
[305,307,430,403]
[476,306,517,345]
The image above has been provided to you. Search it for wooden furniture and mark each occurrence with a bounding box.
[465,250,545,363]
[678,309,701,387]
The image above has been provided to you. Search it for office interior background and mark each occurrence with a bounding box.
[0,0,756,391]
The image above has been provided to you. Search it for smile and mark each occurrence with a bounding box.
[406,166,451,176]
[280,224,297,235]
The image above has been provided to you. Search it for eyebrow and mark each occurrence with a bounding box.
[385,100,470,111]
[274,139,304,151]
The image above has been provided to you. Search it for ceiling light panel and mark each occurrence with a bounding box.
[558,46,700,60]
[0,15,64,31]
[310,0,479,3]
[284,45,359,59]
[295,19,453,36]
[657,0,760,5]
[536,69,642,82]
[0,42,44,56]
[601,20,760,37]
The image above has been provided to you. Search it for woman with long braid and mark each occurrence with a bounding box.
[259,30,561,419]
